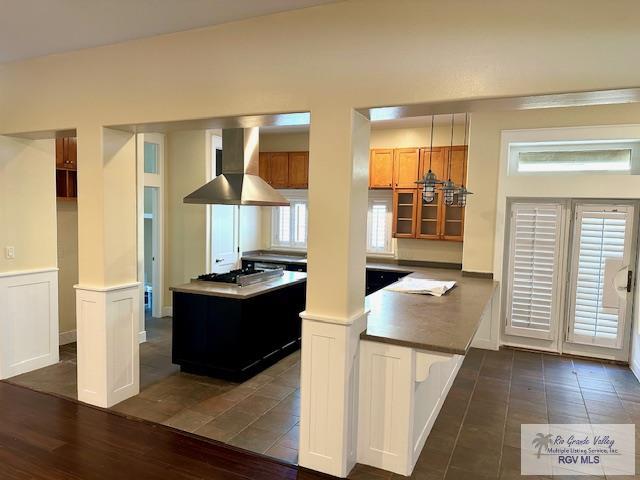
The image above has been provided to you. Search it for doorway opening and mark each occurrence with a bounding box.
[138,133,165,326]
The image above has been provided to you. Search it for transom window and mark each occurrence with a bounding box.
[509,141,640,175]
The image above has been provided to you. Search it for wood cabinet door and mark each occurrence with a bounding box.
[259,152,270,183]
[441,146,467,241]
[418,147,446,181]
[393,148,420,188]
[55,138,65,169]
[288,151,309,188]
[369,149,394,188]
[66,137,77,170]
[392,189,417,238]
[268,152,289,188]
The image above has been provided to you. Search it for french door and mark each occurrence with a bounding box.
[504,200,638,361]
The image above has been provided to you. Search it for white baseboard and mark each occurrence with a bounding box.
[138,330,147,344]
[161,306,173,317]
[59,329,77,345]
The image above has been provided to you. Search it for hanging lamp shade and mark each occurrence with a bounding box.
[441,179,458,206]
[416,169,442,203]
[415,115,440,204]
[456,185,473,207]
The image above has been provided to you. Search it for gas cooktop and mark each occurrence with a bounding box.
[196,267,284,286]
[197,268,261,284]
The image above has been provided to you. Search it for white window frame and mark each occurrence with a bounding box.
[367,191,394,255]
[271,190,308,250]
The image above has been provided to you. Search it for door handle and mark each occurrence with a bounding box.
[215,258,224,263]
[627,270,633,293]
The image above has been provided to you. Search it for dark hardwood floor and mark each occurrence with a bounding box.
[0,381,332,480]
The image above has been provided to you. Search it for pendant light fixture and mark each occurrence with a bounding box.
[416,115,442,203]
[456,113,473,207]
[441,113,458,206]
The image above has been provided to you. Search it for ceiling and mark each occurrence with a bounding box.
[0,0,341,63]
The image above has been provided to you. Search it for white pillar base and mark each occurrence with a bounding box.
[0,268,59,379]
[298,310,368,478]
[357,341,463,476]
[75,282,141,408]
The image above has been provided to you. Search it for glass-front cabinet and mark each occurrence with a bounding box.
[393,189,418,237]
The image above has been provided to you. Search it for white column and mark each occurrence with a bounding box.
[75,126,140,408]
[298,106,370,478]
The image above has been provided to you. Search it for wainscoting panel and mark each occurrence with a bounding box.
[76,282,140,408]
[0,269,59,379]
[358,341,461,476]
[298,310,368,478]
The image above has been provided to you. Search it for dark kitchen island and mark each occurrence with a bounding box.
[170,271,306,381]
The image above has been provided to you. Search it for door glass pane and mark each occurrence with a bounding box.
[506,203,562,338]
[569,206,632,347]
[144,142,158,174]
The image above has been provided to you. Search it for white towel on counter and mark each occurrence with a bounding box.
[384,277,456,297]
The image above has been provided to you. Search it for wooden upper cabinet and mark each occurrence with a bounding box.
[418,147,446,182]
[268,152,289,188]
[288,152,309,188]
[393,148,420,188]
[444,146,467,185]
[440,146,468,242]
[259,152,270,183]
[56,137,77,170]
[369,149,394,188]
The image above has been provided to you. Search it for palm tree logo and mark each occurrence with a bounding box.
[532,433,554,459]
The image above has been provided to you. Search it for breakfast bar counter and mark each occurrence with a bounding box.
[363,268,498,354]
[356,267,499,476]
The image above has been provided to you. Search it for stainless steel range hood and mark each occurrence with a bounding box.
[184,127,290,206]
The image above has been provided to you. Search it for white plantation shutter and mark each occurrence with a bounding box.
[505,203,563,339]
[568,205,633,348]
[367,194,393,254]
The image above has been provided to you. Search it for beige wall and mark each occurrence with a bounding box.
[260,132,309,152]
[464,103,640,274]
[0,137,56,273]
[1,0,640,318]
[165,130,208,307]
[57,199,78,334]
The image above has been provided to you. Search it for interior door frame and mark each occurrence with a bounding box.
[136,133,165,330]
[561,198,640,362]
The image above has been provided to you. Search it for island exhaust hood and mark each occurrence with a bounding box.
[184,127,290,206]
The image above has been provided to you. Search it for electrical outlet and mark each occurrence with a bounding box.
[5,246,15,259]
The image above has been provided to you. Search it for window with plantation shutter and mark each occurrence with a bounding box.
[505,203,563,340]
[367,191,393,254]
[567,205,634,348]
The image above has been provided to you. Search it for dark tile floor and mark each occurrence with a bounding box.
[349,348,640,479]
[8,324,640,479]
